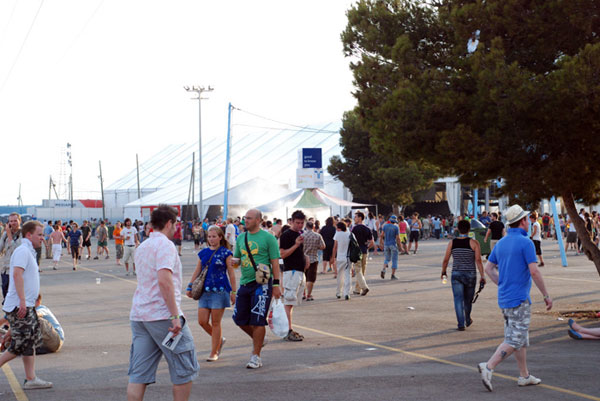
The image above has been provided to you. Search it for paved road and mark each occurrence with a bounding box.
[1,237,599,400]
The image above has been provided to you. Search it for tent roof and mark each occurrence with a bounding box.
[254,190,304,213]
[294,189,328,209]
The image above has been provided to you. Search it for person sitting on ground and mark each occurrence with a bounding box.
[0,293,64,354]
[567,318,600,340]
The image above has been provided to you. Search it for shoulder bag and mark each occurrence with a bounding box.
[191,249,218,300]
[244,233,271,284]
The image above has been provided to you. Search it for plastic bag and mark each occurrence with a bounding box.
[268,299,289,338]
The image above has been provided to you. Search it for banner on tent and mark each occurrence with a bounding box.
[296,168,324,188]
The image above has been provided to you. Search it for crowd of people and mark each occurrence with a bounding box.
[0,204,598,398]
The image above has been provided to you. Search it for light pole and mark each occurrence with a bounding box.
[184,85,213,220]
[67,143,73,208]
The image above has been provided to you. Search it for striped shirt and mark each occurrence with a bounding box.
[451,237,475,272]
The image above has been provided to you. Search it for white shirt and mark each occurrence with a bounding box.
[333,230,351,260]
[3,238,40,312]
[225,224,236,246]
[122,226,138,246]
[531,221,542,241]
[130,232,183,321]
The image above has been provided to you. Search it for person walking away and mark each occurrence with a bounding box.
[113,222,124,266]
[478,204,552,392]
[186,225,236,361]
[43,221,53,259]
[49,225,66,270]
[127,205,199,401]
[331,221,352,300]
[366,212,379,256]
[0,213,22,300]
[408,213,422,254]
[433,216,442,239]
[192,223,201,250]
[380,216,400,280]
[67,222,83,271]
[0,221,52,389]
[422,215,431,240]
[302,221,325,301]
[81,220,92,260]
[351,211,372,296]
[529,213,545,267]
[278,210,307,341]
[484,212,505,252]
[398,215,409,255]
[122,218,139,276]
[319,217,337,276]
[441,220,486,331]
[232,209,281,369]
[225,218,236,254]
[94,220,110,259]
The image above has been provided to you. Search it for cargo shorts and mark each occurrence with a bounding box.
[5,307,42,356]
[502,301,531,349]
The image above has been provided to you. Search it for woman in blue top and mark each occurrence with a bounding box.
[186,226,236,362]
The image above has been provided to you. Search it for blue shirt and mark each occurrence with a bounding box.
[433,219,441,229]
[488,228,537,309]
[36,305,64,340]
[67,230,82,246]
[382,223,399,246]
[43,225,53,239]
[199,246,233,293]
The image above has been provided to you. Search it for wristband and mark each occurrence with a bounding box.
[272,284,280,287]
[273,279,280,285]
[543,295,550,300]
[231,291,237,294]
[169,315,180,320]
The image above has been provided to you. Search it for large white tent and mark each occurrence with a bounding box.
[104,122,354,220]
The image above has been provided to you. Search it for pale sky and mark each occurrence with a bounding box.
[0,0,357,205]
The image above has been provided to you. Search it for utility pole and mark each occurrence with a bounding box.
[184,85,213,221]
[67,143,73,207]
[223,102,233,219]
[99,160,106,221]
[136,153,141,199]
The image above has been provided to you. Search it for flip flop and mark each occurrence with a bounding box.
[568,329,583,340]
[568,319,575,330]
[217,337,226,355]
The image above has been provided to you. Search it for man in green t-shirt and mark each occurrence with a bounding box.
[232,209,281,369]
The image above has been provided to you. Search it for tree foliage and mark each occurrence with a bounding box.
[329,109,438,207]
[342,0,600,273]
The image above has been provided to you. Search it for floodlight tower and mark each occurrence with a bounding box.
[184,85,213,220]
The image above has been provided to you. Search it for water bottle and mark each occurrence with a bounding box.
[442,275,447,284]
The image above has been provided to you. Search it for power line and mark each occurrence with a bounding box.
[233,106,333,132]
[0,0,45,94]
[57,0,104,63]
[232,123,338,134]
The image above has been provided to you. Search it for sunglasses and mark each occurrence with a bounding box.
[472,280,486,304]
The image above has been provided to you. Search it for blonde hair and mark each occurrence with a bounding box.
[208,225,230,250]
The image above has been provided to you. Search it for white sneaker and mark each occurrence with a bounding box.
[478,362,493,392]
[23,377,53,389]
[518,374,541,386]
[246,354,262,369]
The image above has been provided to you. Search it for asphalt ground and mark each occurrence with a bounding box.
[1,236,599,401]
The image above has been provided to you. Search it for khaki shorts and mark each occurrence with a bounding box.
[502,301,531,349]
[283,270,306,306]
[124,246,136,263]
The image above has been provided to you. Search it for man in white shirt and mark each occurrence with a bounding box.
[122,218,140,276]
[127,205,198,401]
[225,217,236,253]
[529,213,545,266]
[0,220,53,389]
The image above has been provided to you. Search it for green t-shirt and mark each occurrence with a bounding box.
[234,230,280,285]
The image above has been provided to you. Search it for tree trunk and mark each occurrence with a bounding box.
[392,203,401,217]
[562,192,600,277]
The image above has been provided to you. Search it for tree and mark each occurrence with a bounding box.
[328,109,438,214]
[342,0,600,275]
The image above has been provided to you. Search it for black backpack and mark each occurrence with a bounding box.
[348,232,362,263]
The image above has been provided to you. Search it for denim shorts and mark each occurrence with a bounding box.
[198,291,231,309]
[128,318,199,385]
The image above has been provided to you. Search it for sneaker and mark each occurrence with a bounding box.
[52,267,57,270]
[126,272,130,276]
[345,295,350,300]
[361,288,369,296]
[246,354,262,369]
[133,271,136,276]
[380,270,385,279]
[353,290,361,295]
[390,275,398,280]
[466,318,473,327]
[93,256,99,260]
[86,255,90,260]
[518,374,541,386]
[478,363,493,392]
[23,377,53,389]
[336,294,341,299]
[105,256,110,259]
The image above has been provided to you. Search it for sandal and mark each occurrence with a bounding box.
[284,330,303,341]
[306,295,314,301]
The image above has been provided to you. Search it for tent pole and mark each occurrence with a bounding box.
[223,103,233,219]
[375,204,379,219]
[551,196,568,267]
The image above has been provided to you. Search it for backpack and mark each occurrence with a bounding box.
[348,232,362,263]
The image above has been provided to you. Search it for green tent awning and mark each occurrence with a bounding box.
[293,189,328,209]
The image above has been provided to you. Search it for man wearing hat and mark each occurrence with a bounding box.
[478,204,552,392]
[380,215,400,280]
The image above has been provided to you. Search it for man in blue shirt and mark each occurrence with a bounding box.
[380,215,400,280]
[43,221,54,259]
[478,205,552,392]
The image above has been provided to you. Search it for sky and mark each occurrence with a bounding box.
[0,0,357,205]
